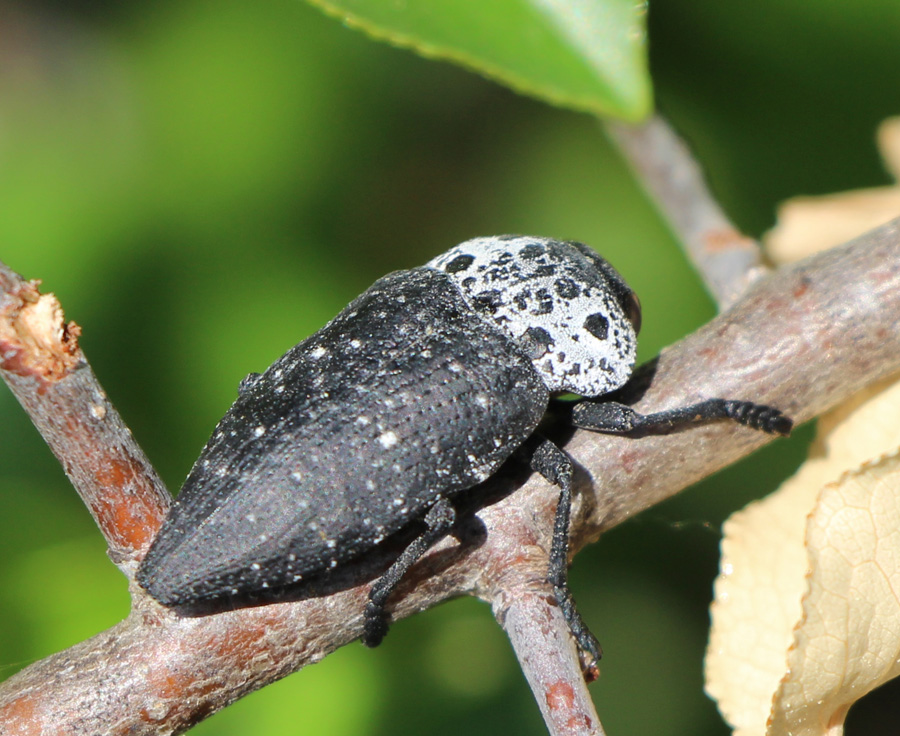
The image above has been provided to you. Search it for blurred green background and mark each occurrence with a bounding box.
[0,0,897,734]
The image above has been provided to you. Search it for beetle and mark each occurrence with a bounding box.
[137,235,791,673]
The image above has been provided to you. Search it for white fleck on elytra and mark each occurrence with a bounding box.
[378,430,399,449]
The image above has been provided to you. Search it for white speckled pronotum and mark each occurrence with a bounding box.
[428,235,641,395]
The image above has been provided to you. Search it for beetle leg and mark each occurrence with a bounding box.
[363,497,456,648]
[530,438,602,680]
[571,398,792,437]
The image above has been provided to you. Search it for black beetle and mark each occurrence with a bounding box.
[137,235,790,673]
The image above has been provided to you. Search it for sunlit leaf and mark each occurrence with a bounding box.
[709,125,900,734]
[769,451,900,736]
[306,0,651,119]
[707,379,900,736]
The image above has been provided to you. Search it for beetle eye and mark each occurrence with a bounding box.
[625,292,642,335]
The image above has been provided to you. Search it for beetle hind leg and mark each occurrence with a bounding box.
[530,438,602,680]
[363,497,456,647]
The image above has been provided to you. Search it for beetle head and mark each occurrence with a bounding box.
[427,235,641,397]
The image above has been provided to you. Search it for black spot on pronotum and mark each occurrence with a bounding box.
[521,326,554,359]
[445,254,475,273]
[519,243,546,259]
[472,290,503,314]
[584,313,609,341]
[532,288,554,315]
[554,277,580,300]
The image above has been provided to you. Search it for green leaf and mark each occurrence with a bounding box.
[307,0,651,120]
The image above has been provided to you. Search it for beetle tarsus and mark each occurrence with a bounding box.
[719,399,793,435]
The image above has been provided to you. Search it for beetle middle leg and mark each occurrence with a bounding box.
[529,438,602,680]
[363,497,456,647]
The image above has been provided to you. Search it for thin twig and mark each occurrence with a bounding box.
[0,263,170,560]
[500,589,604,736]
[1,218,898,734]
[607,116,768,308]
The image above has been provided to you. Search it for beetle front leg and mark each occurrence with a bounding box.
[530,438,602,680]
[363,497,457,648]
[571,398,792,437]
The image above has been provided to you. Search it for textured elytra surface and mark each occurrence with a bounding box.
[427,236,638,396]
[138,267,549,604]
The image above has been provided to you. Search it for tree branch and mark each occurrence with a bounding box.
[1,219,899,734]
